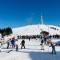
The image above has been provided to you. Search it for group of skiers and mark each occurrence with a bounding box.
[6,36,56,54]
[0,34,56,55]
[40,35,56,54]
[7,38,25,51]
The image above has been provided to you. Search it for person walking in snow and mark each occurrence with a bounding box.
[40,39,44,50]
[11,38,15,48]
[15,40,18,51]
[7,40,10,49]
[0,42,1,52]
[44,37,47,44]
[51,43,56,54]
[29,37,30,41]
[20,40,25,49]
[41,39,44,45]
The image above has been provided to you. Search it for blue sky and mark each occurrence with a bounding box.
[0,0,60,28]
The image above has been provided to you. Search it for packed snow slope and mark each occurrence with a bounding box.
[0,39,60,60]
[12,24,60,35]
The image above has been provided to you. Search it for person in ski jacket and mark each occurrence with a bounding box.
[51,43,56,54]
[20,40,25,49]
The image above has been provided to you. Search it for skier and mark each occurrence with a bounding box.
[20,40,25,49]
[29,37,30,41]
[15,40,18,51]
[40,39,44,50]
[7,40,10,49]
[40,39,44,45]
[0,42,1,52]
[51,43,56,54]
[44,37,47,44]
[11,38,15,48]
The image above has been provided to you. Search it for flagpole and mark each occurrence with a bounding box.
[41,15,43,25]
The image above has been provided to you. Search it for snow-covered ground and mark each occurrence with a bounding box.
[0,39,60,60]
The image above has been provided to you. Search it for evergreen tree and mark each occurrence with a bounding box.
[5,27,12,35]
[0,27,12,37]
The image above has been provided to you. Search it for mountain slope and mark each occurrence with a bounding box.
[12,24,60,36]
